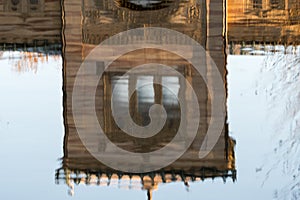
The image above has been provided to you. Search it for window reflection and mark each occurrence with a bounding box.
[4,0,43,13]
[270,0,285,9]
[162,76,179,106]
[108,73,181,127]
[252,0,262,9]
[137,76,154,104]
[111,75,129,105]
[30,0,39,5]
[11,0,20,6]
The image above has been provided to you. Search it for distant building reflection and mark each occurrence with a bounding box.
[227,0,300,44]
[0,0,299,47]
[0,0,61,45]
[55,0,235,199]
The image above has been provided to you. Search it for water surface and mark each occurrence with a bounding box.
[0,0,300,199]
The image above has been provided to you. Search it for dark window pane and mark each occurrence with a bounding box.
[270,0,285,9]
[253,0,262,9]
[11,0,20,6]
[30,0,39,5]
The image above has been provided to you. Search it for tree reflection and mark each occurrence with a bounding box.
[0,51,60,73]
[257,46,300,199]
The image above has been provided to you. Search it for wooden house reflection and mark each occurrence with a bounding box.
[56,0,235,199]
[227,0,300,44]
[0,1,298,197]
[0,0,61,45]
[0,0,298,50]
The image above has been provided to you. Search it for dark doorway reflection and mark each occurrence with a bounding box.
[115,0,174,10]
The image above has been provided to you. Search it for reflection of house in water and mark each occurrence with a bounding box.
[56,0,236,199]
[0,0,61,72]
[0,0,297,50]
[227,0,300,44]
[0,0,61,47]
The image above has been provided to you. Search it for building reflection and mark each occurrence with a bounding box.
[0,0,299,199]
[0,0,61,45]
[1,0,298,197]
[56,0,235,199]
[227,0,300,44]
[0,0,299,47]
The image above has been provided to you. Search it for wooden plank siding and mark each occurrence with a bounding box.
[0,0,61,44]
